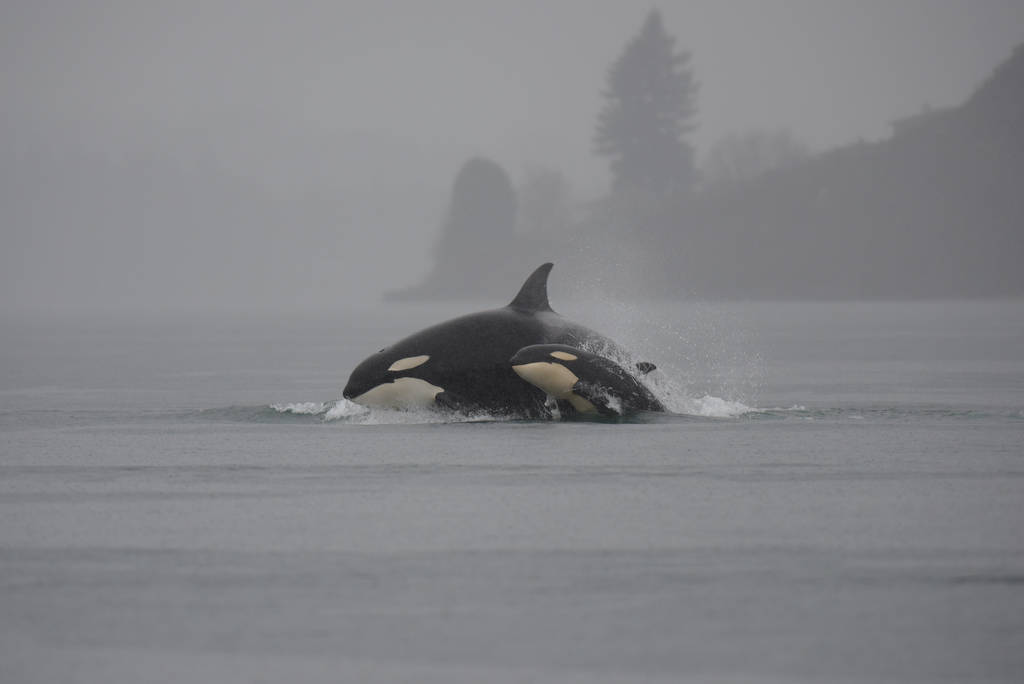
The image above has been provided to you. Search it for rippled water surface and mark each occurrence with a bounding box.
[2,300,1023,683]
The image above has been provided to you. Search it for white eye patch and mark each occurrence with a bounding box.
[388,355,430,372]
[549,350,578,361]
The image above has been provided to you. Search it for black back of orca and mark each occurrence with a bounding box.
[342,264,621,417]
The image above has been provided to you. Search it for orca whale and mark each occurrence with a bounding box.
[510,344,666,417]
[342,263,627,417]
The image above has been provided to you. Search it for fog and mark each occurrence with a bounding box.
[2,0,1022,313]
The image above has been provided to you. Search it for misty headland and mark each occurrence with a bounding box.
[396,16,1024,301]
[2,3,1022,313]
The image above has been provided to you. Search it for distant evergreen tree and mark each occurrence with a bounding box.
[595,10,698,200]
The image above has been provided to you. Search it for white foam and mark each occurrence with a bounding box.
[271,402,330,415]
[323,398,372,422]
[602,394,624,416]
[273,394,757,422]
[680,394,756,418]
[320,398,502,425]
[569,298,767,419]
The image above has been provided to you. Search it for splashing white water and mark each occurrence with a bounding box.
[270,402,331,415]
[273,298,766,423]
[323,399,368,421]
[270,398,507,425]
[678,394,756,418]
[272,392,756,423]
[565,297,765,417]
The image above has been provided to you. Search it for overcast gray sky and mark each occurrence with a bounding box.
[3,0,1022,311]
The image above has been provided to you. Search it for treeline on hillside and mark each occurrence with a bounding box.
[640,42,1024,299]
[398,13,1023,300]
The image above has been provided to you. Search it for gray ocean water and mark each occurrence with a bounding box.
[2,299,1023,683]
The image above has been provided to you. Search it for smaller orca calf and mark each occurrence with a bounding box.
[510,344,666,417]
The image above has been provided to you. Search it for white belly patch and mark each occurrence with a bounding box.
[351,377,444,409]
[512,362,598,414]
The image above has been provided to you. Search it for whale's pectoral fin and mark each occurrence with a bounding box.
[635,361,657,375]
[571,380,622,417]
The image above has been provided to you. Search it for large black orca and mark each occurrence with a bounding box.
[342,263,626,417]
[510,344,666,417]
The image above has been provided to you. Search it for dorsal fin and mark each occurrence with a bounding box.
[507,263,554,312]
